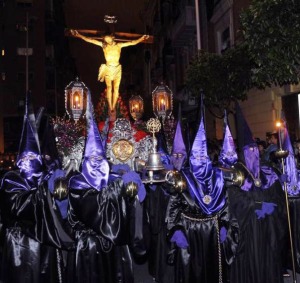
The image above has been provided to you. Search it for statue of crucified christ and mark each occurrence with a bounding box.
[70,29,149,113]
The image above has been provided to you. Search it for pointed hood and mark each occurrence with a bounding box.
[172,121,186,156]
[16,92,43,180]
[281,111,300,195]
[186,95,225,214]
[157,120,170,166]
[17,92,41,160]
[219,111,238,167]
[190,116,211,167]
[190,93,211,170]
[235,102,256,149]
[235,102,260,188]
[171,103,187,170]
[35,107,45,132]
[81,90,109,190]
[84,91,106,158]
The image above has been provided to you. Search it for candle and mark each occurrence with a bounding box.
[160,98,166,111]
[73,94,81,109]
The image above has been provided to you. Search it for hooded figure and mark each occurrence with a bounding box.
[280,111,300,196]
[145,119,177,283]
[280,111,300,274]
[38,114,70,219]
[235,103,281,191]
[226,103,287,283]
[81,91,110,190]
[0,92,74,283]
[39,113,61,175]
[68,90,134,283]
[185,115,225,214]
[166,99,234,283]
[16,94,43,182]
[170,104,187,171]
[219,111,238,168]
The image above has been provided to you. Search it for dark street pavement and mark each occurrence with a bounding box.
[133,262,300,283]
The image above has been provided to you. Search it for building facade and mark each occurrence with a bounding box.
[0,0,76,152]
[142,0,300,143]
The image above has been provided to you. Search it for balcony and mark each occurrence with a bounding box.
[171,6,196,47]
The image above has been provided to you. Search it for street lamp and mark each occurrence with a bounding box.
[64,77,87,122]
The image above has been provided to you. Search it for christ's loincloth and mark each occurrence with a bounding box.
[98,64,122,82]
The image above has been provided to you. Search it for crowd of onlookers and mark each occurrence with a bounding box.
[257,132,300,168]
[208,131,300,170]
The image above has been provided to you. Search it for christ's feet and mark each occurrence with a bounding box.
[109,109,116,121]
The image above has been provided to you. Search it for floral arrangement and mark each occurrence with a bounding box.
[95,92,130,122]
[52,117,85,157]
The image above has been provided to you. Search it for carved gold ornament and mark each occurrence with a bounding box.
[112,139,134,162]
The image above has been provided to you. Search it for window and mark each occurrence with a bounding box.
[45,45,54,58]
[221,27,230,53]
[1,72,5,81]
[17,47,33,55]
[16,23,27,32]
[210,0,232,54]
[1,49,4,56]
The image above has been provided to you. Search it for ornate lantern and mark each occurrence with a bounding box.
[129,95,144,121]
[152,82,173,121]
[65,77,88,122]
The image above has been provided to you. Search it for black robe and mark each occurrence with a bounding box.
[68,175,134,283]
[284,196,300,273]
[0,171,74,283]
[227,180,287,283]
[166,189,238,283]
[145,184,175,283]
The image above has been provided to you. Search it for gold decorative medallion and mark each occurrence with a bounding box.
[112,139,134,161]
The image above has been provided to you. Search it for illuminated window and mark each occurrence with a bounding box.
[17,47,33,55]
[16,23,27,32]
[1,49,4,56]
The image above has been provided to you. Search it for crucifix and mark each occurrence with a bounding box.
[65,15,153,117]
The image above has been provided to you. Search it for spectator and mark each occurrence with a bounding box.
[257,140,267,159]
[262,132,278,163]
